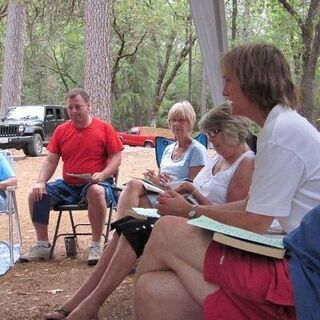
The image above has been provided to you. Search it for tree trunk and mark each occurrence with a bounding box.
[188,17,193,102]
[1,0,26,116]
[299,19,320,121]
[200,64,207,118]
[299,34,320,121]
[84,0,112,121]
[242,0,250,39]
[277,0,320,122]
[231,0,237,42]
[149,31,197,124]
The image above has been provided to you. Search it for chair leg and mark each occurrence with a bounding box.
[12,192,22,254]
[8,192,14,266]
[50,211,63,259]
[68,210,77,237]
[105,205,114,244]
[8,213,14,266]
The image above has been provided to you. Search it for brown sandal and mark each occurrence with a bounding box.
[44,307,70,320]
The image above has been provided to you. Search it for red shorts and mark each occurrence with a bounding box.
[203,242,296,320]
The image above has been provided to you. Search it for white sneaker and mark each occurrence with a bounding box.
[87,245,102,266]
[19,244,51,262]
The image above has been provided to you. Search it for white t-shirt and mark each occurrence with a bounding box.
[193,150,255,204]
[247,104,320,232]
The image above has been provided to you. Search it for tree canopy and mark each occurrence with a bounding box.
[0,0,319,129]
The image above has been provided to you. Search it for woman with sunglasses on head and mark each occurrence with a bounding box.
[174,102,254,207]
[44,102,255,320]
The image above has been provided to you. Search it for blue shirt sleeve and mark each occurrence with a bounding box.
[188,141,209,167]
[0,153,15,181]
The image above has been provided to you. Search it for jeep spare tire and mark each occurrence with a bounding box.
[28,133,43,156]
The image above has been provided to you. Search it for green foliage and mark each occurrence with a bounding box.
[21,1,84,105]
[111,0,197,129]
[0,0,318,128]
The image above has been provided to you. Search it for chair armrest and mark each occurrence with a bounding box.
[6,186,17,192]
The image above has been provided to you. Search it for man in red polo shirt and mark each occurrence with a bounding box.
[20,88,123,265]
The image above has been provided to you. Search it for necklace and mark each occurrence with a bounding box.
[172,140,191,160]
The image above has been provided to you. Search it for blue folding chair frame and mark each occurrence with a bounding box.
[155,133,208,168]
[0,151,22,267]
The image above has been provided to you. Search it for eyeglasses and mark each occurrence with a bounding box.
[169,118,187,123]
[206,129,220,138]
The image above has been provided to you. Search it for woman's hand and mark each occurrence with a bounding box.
[173,181,195,194]
[143,169,157,182]
[156,189,193,217]
[144,170,174,187]
[157,173,173,186]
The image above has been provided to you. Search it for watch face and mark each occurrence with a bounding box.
[188,208,196,219]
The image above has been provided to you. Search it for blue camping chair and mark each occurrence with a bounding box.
[155,133,208,167]
[246,132,257,154]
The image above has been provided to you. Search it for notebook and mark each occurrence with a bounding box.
[188,215,286,259]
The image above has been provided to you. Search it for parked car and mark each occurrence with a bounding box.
[117,126,174,148]
[0,105,69,156]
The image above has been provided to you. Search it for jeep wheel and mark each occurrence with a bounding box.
[28,133,43,156]
[23,146,30,156]
[144,141,154,148]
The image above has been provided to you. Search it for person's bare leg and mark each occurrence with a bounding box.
[86,185,107,242]
[116,180,150,219]
[28,192,49,241]
[46,180,151,319]
[134,271,203,320]
[87,179,151,242]
[66,235,137,320]
[44,234,120,319]
[135,216,217,306]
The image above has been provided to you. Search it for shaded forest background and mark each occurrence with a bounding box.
[0,0,319,131]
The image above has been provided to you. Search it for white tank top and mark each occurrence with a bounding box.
[193,150,255,204]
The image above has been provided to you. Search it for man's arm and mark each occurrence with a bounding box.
[32,152,60,202]
[91,152,122,183]
[0,177,17,189]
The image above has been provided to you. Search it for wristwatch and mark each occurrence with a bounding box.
[188,204,198,219]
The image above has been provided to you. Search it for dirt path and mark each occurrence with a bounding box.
[0,146,158,320]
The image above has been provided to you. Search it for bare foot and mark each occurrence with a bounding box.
[44,307,70,320]
[66,304,99,320]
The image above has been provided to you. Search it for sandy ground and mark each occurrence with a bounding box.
[0,146,159,320]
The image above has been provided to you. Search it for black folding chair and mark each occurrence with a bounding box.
[49,172,119,259]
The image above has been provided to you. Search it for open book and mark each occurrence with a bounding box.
[127,207,160,220]
[188,216,286,259]
[131,177,165,194]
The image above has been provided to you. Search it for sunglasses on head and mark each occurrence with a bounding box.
[206,128,220,138]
